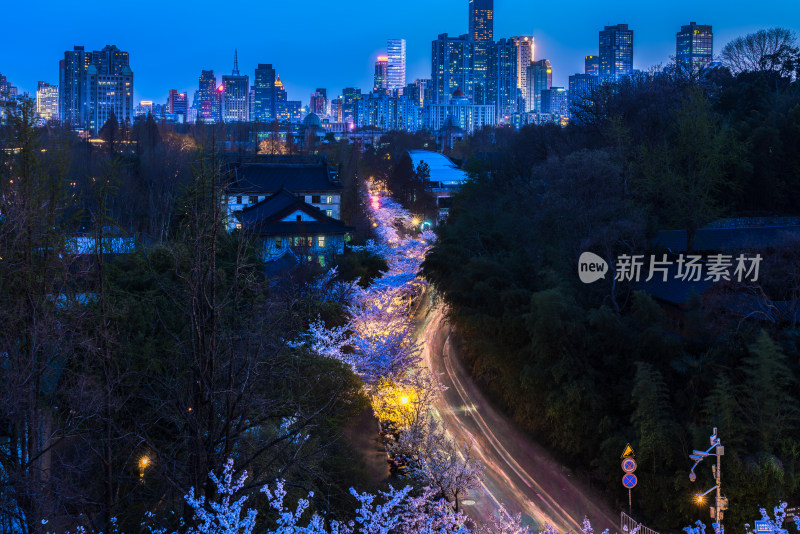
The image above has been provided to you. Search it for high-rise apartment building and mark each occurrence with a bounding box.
[432,33,473,104]
[253,64,276,122]
[222,50,249,122]
[568,73,599,115]
[676,22,713,72]
[599,24,633,81]
[342,87,362,125]
[512,36,534,92]
[198,70,220,122]
[469,0,493,42]
[36,81,59,121]
[585,55,600,76]
[374,56,389,94]
[310,90,327,115]
[58,45,133,133]
[490,38,518,117]
[387,39,407,94]
[541,87,568,118]
[526,59,551,112]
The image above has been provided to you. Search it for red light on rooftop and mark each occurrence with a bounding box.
[217,85,224,92]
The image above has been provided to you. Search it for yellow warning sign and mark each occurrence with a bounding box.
[621,443,635,458]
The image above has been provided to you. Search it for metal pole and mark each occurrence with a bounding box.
[715,430,722,529]
[628,489,632,516]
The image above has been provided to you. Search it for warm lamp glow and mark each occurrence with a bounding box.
[400,396,409,404]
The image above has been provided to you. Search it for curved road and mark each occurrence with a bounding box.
[418,298,618,532]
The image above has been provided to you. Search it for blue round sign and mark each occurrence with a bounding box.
[622,473,638,489]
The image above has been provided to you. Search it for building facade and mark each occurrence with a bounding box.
[490,38,518,118]
[36,82,59,121]
[512,36,534,92]
[599,24,634,81]
[374,56,389,94]
[387,39,407,94]
[222,51,249,122]
[585,55,600,76]
[253,63,276,122]
[432,33,473,104]
[525,59,551,112]
[198,70,220,122]
[468,0,493,104]
[676,22,713,73]
[423,89,495,134]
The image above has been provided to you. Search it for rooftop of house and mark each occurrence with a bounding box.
[236,188,354,236]
[227,155,341,194]
[408,149,468,187]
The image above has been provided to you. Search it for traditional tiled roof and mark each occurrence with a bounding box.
[236,188,354,236]
[228,158,341,194]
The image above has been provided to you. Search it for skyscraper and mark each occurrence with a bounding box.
[568,73,599,116]
[490,38,518,117]
[432,34,472,104]
[253,64,276,122]
[676,22,713,73]
[525,59,551,112]
[59,45,134,134]
[198,70,220,122]
[468,0,493,105]
[468,0,493,42]
[585,55,600,76]
[59,46,91,128]
[222,50,249,122]
[541,87,568,119]
[599,24,633,81]
[310,90,326,115]
[374,56,389,94]
[36,81,59,122]
[387,39,407,94]
[512,36,534,91]
[342,87,362,125]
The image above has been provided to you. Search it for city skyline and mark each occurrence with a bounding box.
[2,0,798,106]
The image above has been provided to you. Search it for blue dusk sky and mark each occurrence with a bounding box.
[2,0,799,106]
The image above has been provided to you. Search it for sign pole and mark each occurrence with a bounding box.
[628,489,632,516]
[621,444,637,518]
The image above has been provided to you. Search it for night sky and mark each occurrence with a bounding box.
[3,0,799,106]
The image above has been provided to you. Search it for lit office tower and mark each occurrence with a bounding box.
[512,36,534,91]
[568,73,599,114]
[222,50,249,122]
[198,70,221,122]
[342,87,362,125]
[490,38,518,117]
[469,0,493,105]
[168,89,188,118]
[541,87,568,118]
[36,81,59,121]
[525,59,551,112]
[599,24,633,81]
[585,55,600,76]
[253,64,276,122]
[310,90,326,115]
[60,44,134,134]
[59,46,91,127]
[374,56,389,94]
[432,33,472,104]
[677,22,713,72]
[387,39,407,94]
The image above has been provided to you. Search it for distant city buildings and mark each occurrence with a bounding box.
[469,0,493,105]
[677,22,713,72]
[585,55,600,76]
[36,81,59,121]
[526,59,552,112]
[512,36,534,92]
[222,50,249,122]
[59,45,134,134]
[373,56,389,94]
[490,38,518,119]
[167,89,187,121]
[432,33,472,104]
[599,24,634,81]
[387,39,407,94]
[198,69,220,122]
[253,63,276,122]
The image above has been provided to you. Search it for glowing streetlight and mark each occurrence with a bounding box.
[400,396,409,405]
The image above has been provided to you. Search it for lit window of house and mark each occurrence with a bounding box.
[326,209,333,217]
[318,236,325,248]
[326,195,334,204]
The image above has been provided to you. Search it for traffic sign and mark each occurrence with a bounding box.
[622,473,638,489]
[621,444,635,458]
[621,458,637,473]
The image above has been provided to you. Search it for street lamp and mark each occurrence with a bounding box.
[689,427,727,529]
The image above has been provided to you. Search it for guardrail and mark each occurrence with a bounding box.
[621,512,659,534]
